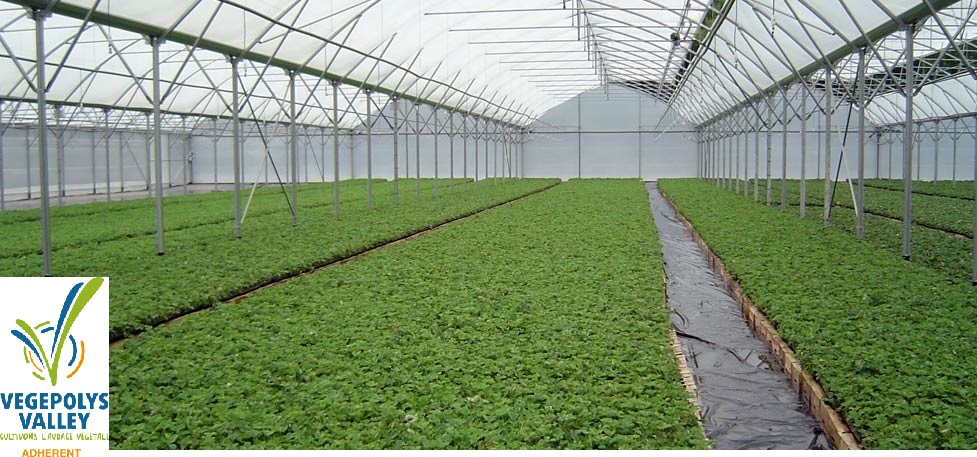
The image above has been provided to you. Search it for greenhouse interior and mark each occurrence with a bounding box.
[1,0,976,451]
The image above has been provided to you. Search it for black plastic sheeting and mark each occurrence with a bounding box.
[646,182,831,450]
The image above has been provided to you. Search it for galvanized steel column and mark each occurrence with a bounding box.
[800,85,808,217]
[824,63,833,227]
[743,130,750,197]
[332,81,340,216]
[972,113,976,284]
[781,94,788,209]
[433,108,439,197]
[719,134,728,189]
[902,24,915,259]
[393,98,400,204]
[91,124,98,194]
[289,71,298,226]
[766,120,773,206]
[33,8,52,275]
[484,124,489,184]
[366,90,373,211]
[414,102,420,201]
[106,110,113,201]
[857,47,867,239]
[449,111,454,192]
[462,114,467,190]
[55,106,63,206]
[231,56,242,239]
[144,112,150,192]
[0,102,5,210]
[952,119,958,182]
[933,122,940,182]
[754,128,759,201]
[474,117,478,187]
[151,36,165,254]
[735,131,740,194]
[577,96,582,179]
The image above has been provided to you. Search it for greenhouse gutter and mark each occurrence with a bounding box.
[695,0,958,129]
[2,0,528,129]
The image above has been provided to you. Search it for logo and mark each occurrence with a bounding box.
[9,278,104,386]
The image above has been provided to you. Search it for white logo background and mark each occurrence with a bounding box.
[0,277,109,456]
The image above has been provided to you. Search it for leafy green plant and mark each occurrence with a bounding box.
[660,178,977,449]
[0,179,467,258]
[1,178,551,340]
[109,180,706,450]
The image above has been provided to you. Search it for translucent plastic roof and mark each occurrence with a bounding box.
[0,0,975,130]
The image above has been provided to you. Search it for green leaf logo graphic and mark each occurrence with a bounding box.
[10,278,103,386]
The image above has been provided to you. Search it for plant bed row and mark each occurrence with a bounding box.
[864,179,976,201]
[0,179,472,258]
[659,178,977,449]
[743,179,975,238]
[717,179,977,285]
[0,178,553,340]
[110,179,706,450]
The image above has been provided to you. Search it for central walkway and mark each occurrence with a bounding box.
[646,182,829,450]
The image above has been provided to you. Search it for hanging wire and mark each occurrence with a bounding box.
[733,0,739,69]
[106,0,112,52]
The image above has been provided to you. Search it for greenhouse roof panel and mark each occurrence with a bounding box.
[0,0,974,129]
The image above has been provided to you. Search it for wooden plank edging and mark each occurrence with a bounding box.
[657,187,862,451]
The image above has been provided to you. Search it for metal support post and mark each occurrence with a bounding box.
[0,102,5,210]
[144,112,150,192]
[182,115,189,194]
[972,113,977,284]
[933,122,940,182]
[34,8,52,275]
[857,46,867,239]
[743,131,750,197]
[393,98,400,204]
[474,118,479,186]
[577,96,582,179]
[494,126,499,185]
[638,99,643,179]
[0,104,5,209]
[25,127,31,199]
[433,108,439,197]
[484,127,489,184]
[106,111,112,201]
[735,132,740,193]
[824,63,833,227]
[289,71,298,226]
[449,112,455,192]
[781,96,788,209]
[902,24,915,259]
[90,125,98,194]
[719,134,727,189]
[366,91,373,210]
[801,85,808,217]
[915,127,921,181]
[875,131,881,179]
[231,56,242,238]
[754,129,760,201]
[952,119,958,182]
[766,123,773,206]
[55,106,63,206]
[332,81,340,216]
[212,117,218,191]
[463,115,468,190]
[151,36,165,254]
[414,102,420,201]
